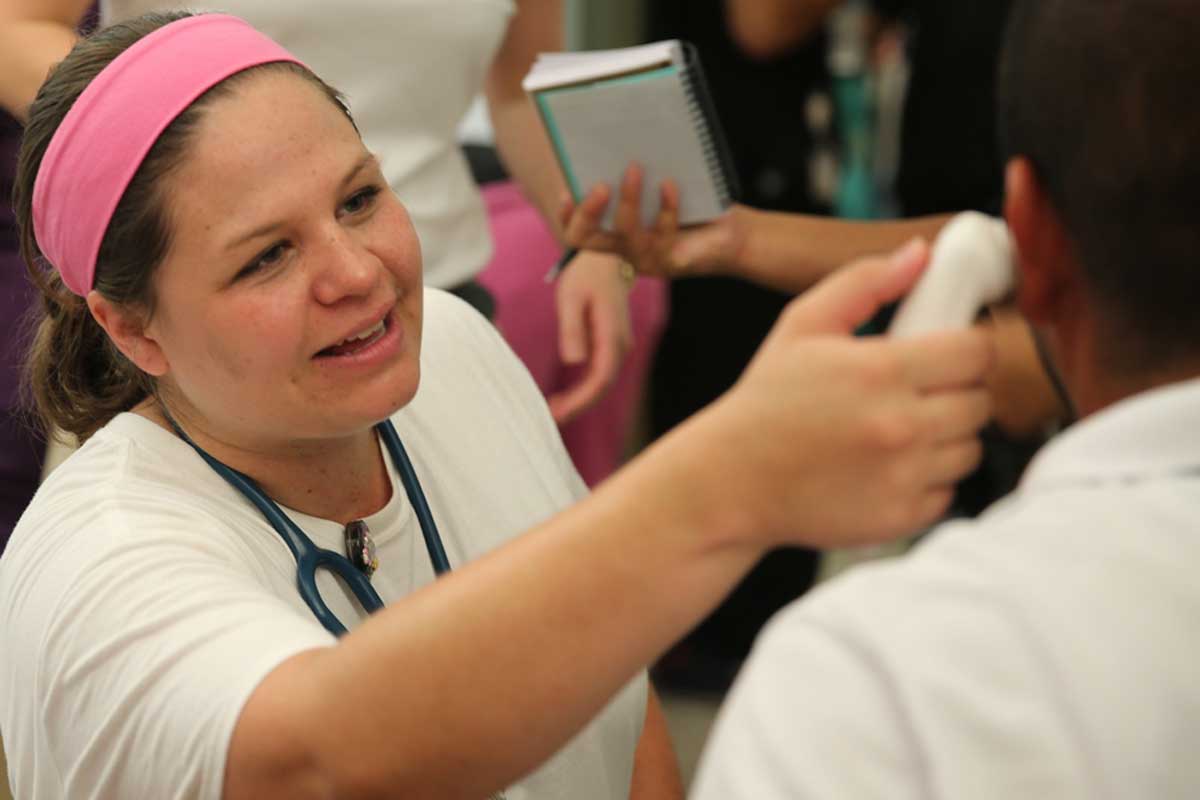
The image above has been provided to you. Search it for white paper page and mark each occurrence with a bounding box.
[539,69,726,228]
[523,41,680,92]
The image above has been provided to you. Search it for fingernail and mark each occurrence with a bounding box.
[891,237,926,267]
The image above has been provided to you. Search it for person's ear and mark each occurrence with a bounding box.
[1004,157,1079,325]
[86,292,169,377]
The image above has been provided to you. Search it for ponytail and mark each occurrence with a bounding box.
[23,269,151,443]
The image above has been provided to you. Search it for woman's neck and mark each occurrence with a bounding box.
[135,399,393,524]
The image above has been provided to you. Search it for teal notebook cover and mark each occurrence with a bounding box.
[529,49,734,229]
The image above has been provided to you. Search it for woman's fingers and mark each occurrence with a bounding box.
[653,180,680,237]
[612,163,646,239]
[557,189,576,231]
[918,387,993,444]
[925,436,985,489]
[914,487,956,531]
[897,330,995,394]
[562,183,619,250]
[777,239,930,338]
[559,164,688,276]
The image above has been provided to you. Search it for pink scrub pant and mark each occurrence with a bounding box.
[477,181,668,487]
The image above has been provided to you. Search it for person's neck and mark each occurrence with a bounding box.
[1051,313,1200,419]
[1072,361,1200,419]
[136,400,392,524]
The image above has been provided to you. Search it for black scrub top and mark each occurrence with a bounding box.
[874,0,1015,215]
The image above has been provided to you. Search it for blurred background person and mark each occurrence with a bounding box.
[568,0,1062,699]
[0,4,101,553]
[459,101,669,487]
[643,0,842,696]
[726,0,1034,520]
[0,109,39,553]
[694,1,1200,793]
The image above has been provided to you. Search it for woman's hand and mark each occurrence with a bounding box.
[559,163,751,279]
[550,250,634,423]
[658,238,995,550]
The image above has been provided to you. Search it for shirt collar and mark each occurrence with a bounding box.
[1021,375,1200,491]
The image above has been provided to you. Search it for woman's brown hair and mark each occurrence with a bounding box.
[13,11,351,444]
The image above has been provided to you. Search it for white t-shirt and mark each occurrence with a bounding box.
[0,290,646,800]
[693,377,1200,799]
[101,0,512,288]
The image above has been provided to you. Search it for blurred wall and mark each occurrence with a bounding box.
[567,0,645,49]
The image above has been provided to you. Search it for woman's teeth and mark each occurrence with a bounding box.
[320,318,387,357]
[341,320,385,345]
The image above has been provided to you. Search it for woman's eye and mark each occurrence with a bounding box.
[236,241,288,281]
[259,243,286,265]
[342,185,381,215]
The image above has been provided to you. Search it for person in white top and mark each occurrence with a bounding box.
[690,0,1200,796]
[6,289,651,800]
[0,11,993,800]
[0,0,638,423]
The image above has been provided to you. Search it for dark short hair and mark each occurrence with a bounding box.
[14,12,352,443]
[999,0,1200,375]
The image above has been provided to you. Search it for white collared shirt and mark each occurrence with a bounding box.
[694,377,1200,800]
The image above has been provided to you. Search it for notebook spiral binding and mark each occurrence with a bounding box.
[677,42,740,208]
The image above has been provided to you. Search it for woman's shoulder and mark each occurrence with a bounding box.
[416,286,547,404]
[9,413,247,562]
[35,413,207,496]
[420,286,504,351]
[417,286,540,397]
[404,288,584,498]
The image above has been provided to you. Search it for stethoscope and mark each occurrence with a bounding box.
[166,414,452,636]
[171,416,512,798]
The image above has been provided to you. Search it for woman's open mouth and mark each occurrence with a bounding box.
[316,313,391,358]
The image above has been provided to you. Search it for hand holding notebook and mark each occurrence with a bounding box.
[523,40,739,231]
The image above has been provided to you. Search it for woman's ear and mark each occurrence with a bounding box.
[1004,157,1079,326]
[86,291,169,377]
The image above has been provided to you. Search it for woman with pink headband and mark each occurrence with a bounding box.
[0,12,992,800]
[2,0,663,507]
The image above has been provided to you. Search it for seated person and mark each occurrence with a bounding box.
[693,0,1200,796]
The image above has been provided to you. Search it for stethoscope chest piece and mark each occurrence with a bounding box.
[170,415,440,635]
[344,519,379,578]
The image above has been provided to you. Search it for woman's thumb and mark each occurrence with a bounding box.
[779,238,929,337]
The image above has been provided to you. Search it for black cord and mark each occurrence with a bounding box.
[1026,321,1078,427]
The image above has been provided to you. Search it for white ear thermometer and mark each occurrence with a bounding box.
[888,211,1015,337]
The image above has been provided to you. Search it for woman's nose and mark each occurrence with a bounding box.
[311,228,381,305]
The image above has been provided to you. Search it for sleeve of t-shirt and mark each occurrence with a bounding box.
[24,504,335,800]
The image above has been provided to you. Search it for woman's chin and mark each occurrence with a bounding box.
[353,372,421,428]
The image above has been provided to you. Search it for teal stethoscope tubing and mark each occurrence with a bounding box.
[170,418,451,636]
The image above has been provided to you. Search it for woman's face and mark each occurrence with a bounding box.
[142,70,423,448]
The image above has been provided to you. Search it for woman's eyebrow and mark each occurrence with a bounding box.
[341,152,381,189]
[223,152,382,253]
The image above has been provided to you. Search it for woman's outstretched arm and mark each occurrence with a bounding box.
[224,242,994,800]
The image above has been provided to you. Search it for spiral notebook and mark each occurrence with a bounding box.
[522,40,738,229]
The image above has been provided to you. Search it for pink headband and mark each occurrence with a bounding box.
[32,14,303,296]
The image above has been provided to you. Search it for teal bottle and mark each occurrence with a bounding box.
[829,2,877,220]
